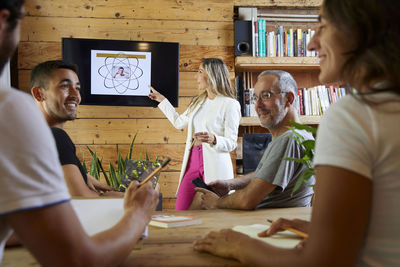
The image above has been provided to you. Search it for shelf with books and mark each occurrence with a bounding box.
[240,115,321,127]
[234,0,322,7]
[234,2,322,175]
[235,56,320,71]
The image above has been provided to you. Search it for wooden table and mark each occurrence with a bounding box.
[2,207,311,267]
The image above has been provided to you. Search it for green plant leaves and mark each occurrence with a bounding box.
[292,168,315,194]
[288,121,317,135]
[109,163,120,188]
[83,132,160,191]
[128,132,137,160]
[285,121,317,195]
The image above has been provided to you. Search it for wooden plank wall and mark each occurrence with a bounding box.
[18,0,235,210]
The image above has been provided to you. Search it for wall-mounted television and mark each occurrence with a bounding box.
[62,38,179,107]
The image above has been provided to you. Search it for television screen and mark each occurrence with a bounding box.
[62,38,180,107]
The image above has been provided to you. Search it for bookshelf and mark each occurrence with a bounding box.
[240,115,320,127]
[235,56,320,71]
[234,4,322,127]
[234,2,322,174]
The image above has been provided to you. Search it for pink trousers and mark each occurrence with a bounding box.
[175,145,205,210]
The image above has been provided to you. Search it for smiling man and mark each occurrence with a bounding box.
[31,60,122,197]
[195,70,315,210]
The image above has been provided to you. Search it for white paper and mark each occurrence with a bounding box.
[71,198,148,237]
[91,49,151,96]
[232,224,302,248]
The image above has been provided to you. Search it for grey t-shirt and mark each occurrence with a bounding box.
[254,129,315,209]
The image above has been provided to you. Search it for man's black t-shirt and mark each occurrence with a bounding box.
[51,127,88,184]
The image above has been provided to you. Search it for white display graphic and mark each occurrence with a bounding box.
[91,50,151,96]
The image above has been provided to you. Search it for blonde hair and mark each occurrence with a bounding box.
[187,58,234,113]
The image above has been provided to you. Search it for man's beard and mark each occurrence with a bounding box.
[258,107,286,130]
[48,108,77,123]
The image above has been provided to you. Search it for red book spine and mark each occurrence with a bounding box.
[328,86,335,104]
[298,88,304,115]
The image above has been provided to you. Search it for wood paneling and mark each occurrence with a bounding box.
[179,46,234,72]
[21,17,233,46]
[162,198,177,210]
[234,0,322,7]
[63,118,188,144]
[25,0,234,21]
[76,98,193,119]
[18,42,234,71]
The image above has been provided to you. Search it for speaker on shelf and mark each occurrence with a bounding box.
[234,20,252,56]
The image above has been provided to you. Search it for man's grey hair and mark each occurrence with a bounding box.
[258,70,298,110]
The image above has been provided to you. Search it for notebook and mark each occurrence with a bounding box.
[149,214,202,228]
[71,198,148,238]
[232,224,302,248]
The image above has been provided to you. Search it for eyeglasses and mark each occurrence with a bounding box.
[253,90,285,102]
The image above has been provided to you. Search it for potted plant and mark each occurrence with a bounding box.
[284,121,317,194]
[82,132,160,192]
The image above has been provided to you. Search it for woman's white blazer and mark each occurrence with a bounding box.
[158,96,241,194]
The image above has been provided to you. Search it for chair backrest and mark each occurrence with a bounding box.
[242,133,272,174]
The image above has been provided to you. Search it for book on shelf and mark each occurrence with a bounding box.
[298,85,348,116]
[235,76,245,116]
[249,88,257,117]
[251,25,317,58]
[297,29,303,57]
[258,19,263,57]
[297,89,304,115]
[254,20,259,57]
[240,7,319,58]
[149,215,202,228]
[244,88,250,117]
[251,7,257,57]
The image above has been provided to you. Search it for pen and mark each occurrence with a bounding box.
[139,158,171,185]
[267,219,308,239]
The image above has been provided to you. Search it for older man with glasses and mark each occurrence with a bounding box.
[195,70,315,210]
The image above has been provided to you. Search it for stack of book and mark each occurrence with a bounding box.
[298,86,349,116]
[255,22,317,58]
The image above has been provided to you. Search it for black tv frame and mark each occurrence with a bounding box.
[62,38,179,107]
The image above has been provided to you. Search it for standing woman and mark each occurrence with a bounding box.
[194,0,400,265]
[149,58,241,210]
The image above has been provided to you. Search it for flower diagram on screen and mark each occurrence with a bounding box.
[97,53,145,94]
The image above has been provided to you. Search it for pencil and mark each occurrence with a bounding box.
[267,219,309,238]
[139,158,171,185]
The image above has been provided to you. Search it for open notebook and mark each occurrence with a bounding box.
[232,224,302,248]
[71,198,148,238]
